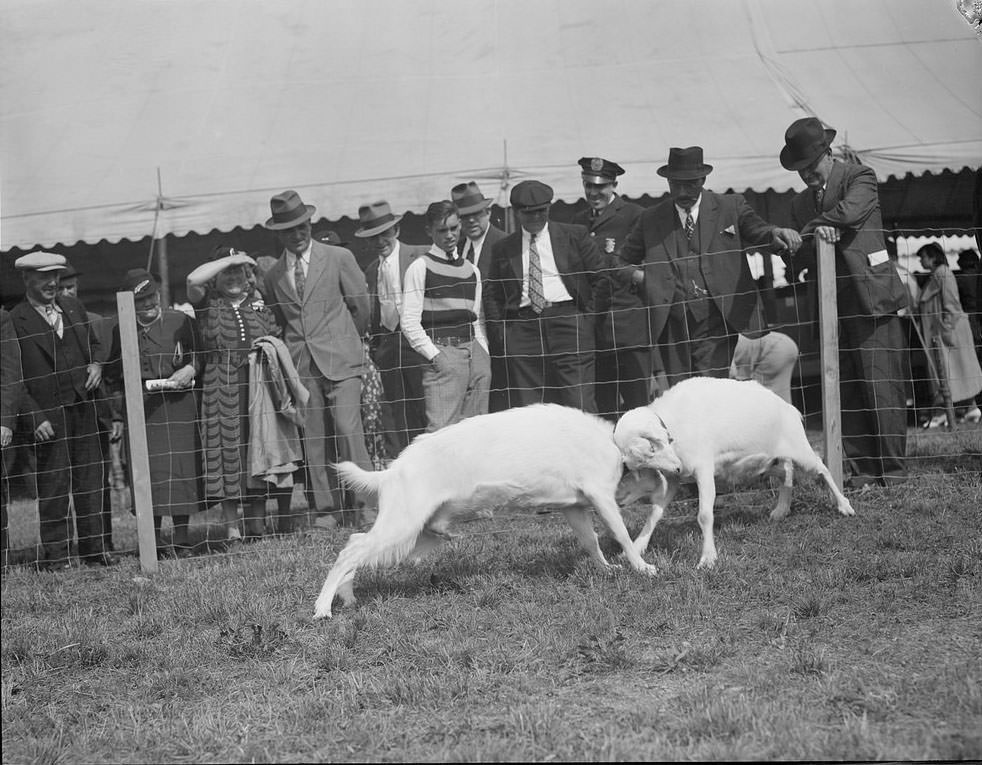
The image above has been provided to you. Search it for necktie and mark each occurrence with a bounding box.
[815,187,825,210]
[293,255,305,300]
[684,211,695,241]
[528,233,546,314]
[466,241,476,263]
[45,305,63,339]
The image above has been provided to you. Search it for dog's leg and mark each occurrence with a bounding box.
[561,506,613,569]
[769,459,794,520]
[632,476,677,556]
[694,472,718,569]
[813,459,856,517]
[409,528,449,563]
[582,490,659,575]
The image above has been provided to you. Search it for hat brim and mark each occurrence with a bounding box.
[656,164,713,180]
[455,199,492,216]
[780,128,837,171]
[265,204,316,230]
[213,253,257,272]
[581,173,616,184]
[19,264,67,272]
[514,203,550,213]
[353,215,403,238]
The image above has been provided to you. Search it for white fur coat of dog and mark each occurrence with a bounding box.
[614,377,855,569]
[313,404,657,618]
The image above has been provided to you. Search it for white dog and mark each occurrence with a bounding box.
[614,377,854,569]
[313,404,657,618]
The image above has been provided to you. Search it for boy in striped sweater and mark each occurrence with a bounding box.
[401,201,491,431]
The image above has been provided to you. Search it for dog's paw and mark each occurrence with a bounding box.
[696,554,718,569]
[312,606,333,620]
[636,561,659,576]
[769,504,791,521]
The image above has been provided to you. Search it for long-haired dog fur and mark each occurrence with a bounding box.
[614,377,854,569]
[313,404,658,618]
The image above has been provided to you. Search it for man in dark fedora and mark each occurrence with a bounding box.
[262,190,374,527]
[619,146,801,384]
[780,117,908,488]
[356,200,428,459]
[451,181,509,412]
[571,157,648,420]
[9,251,116,569]
[484,180,616,412]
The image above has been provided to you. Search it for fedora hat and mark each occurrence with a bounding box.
[657,147,713,180]
[353,201,403,238]
[510,180,554,211]
[578,157,626,184]
[15,251,67,272]
[780,117,837,171]
[451,181,493,215]
[265,190,316,230]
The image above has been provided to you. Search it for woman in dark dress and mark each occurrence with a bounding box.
[188,247,291,543]
[110,269,202,557]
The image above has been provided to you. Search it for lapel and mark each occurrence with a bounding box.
[656,201,684,262]
[58,297,89,356]
[13,301,56,362]
[397,242,416,278]
[267,254,294,304]
[822,160,845,212]
[548,224,570,274]
[697,191,720,252]
[592,196,620,231]
[302,244,326,305]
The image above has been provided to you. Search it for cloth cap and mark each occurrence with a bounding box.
[15,251,67,272]
[122,268,159,298]
[510,180,554,211]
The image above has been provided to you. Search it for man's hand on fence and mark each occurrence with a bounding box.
[814,225,840,243]
[771,227,802,253]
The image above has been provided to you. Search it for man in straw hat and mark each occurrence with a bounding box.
[484,179,618,413]
[571,157,648,420]
[9,251,116,569]
[619,146,801,384]
[261,190,374,527]
[357,200,430,459]
[451,181,509,412]
[779,117,908,488]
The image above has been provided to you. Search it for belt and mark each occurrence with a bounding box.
[516,300,575,318]
[432,335,474,347]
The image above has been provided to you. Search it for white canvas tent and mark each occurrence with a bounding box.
[1,0,980,250]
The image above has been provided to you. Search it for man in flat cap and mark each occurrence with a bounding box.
[9,251,115,569]
[571,157,649,419]
[357,200,429,459]
[451,181,509,412]
[262,190,374,527]
[484,180,618,412]
[780,117,908,488]
[619,146,801,384]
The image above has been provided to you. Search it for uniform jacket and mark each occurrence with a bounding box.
[789,160,907,319]
[264,240,371,381]
[484,221,614,325]
[364,242,430,343]
[618,190,774,344]
[572,195,647,348]
[9,295,100,426]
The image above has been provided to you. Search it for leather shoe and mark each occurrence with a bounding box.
[37,559,72,572]
[82,552,119,567]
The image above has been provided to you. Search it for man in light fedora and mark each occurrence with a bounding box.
[571,157,648,420]
[619,146,801,384]
[780,116,908,488]
[9,251,116,569]
[262,190,374,527]
[356,200,428,459]
[451,181,509,412]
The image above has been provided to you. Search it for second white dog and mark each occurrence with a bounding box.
[614,377,855,569]
[313,404,657,619]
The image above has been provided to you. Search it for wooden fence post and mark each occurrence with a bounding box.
[816,238,843,487]
[116,291,159,573]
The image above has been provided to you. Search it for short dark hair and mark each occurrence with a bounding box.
[957,248,980,271]
[424,200,458,229]
[916,242,947,269]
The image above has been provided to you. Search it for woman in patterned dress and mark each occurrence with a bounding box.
[188,247,292,544]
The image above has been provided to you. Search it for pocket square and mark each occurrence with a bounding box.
[721,225,736,236]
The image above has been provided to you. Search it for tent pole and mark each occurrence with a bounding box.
[157,234,171,308]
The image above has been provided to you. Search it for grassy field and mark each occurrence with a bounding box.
[2,428,980,763]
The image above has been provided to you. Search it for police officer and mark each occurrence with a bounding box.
[572,157,650,419]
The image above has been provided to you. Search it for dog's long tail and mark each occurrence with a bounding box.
[334,461,386,496]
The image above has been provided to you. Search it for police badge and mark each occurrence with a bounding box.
[591,157,604,173]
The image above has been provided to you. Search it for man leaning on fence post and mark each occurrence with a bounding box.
[779,117,909,489]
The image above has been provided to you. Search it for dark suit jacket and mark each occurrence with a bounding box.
[9,295,100,426]
[789,160,906,319]
[484,221,614,327]
[619,190,775,344]
[1,307,27,432]
[573,195,647,348]
[460,224,508,281]
[364,242,429,342]
[264,240,370,381]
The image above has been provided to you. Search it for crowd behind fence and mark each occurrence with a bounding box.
[1,220,980,573]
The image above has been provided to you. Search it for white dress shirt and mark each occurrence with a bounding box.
[521,223,573,307]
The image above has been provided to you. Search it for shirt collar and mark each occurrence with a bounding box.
[675,193,702,222]
[523,223,549,243]
[27,295,61,314]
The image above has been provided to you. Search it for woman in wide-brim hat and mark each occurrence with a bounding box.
[188,246,292,544]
